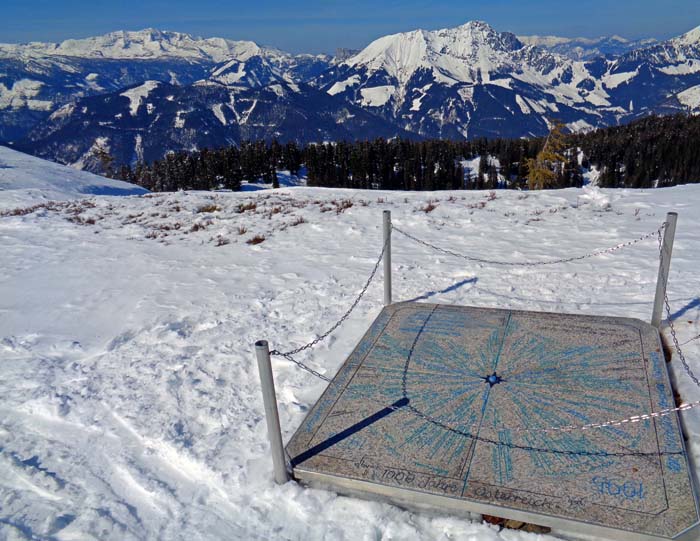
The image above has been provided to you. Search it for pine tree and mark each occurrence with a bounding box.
[92,146,115,178]
[526,121,568,190]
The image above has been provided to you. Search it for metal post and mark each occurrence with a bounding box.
[651,212,678,328]
[383,210,392,305]
[254,340,289,484]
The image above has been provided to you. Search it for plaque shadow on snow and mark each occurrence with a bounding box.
[290,397,410,467]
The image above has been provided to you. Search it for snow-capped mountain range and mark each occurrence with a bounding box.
[316,21,609,139]
[318,21,700,139]
[0,29,261,62]
[4,22,700,170]
[518,35,658,60]
[0,29,330,141]
[0,28,330,72]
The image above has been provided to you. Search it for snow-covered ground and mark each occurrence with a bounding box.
[1,155,700,540]
[0,145,148,209]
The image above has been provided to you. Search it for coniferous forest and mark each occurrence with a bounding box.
[115,114,700,192]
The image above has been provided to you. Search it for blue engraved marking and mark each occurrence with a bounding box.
[475,317,657,478]
[398,310,494,337]
[650,351,684,472]
[301,305,682,504]
[298,307,394,440]
[489,408,513,484]
[592,477,645,500]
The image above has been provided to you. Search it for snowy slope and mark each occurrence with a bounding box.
[678,84,700,113]
[0,145,147,207]
[326,21,597,93]
[1,180,700,540]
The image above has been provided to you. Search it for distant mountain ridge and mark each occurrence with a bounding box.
[0,29,262,62]
[3,22,700,171]
[17,79,415,168]
[316,21,610,139]
[518,34,658,60]
[0,29,331,141]
[312,21,700,140]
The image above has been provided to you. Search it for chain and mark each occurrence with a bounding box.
[682,334,700,346]
[271,350,332,382]
[658,230,700,388]
[270,219,697,455]
[276,348,687,457]
[270,227,390,363]
[393,223,665,267]
[275,344,700,434]
[510,400,700,433]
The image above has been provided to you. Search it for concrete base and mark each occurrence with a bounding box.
[286,303,700,540]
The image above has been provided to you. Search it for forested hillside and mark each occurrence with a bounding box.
[116,114,700,192]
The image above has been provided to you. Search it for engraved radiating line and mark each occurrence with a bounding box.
[498,385,622,441]
[488,409,513,484]
[509,381,642,411]
[499,389,588,473]
[460,314,513,492]
[516,361,642,379]
[499,335,566,375]
[416,341,484,378]
[429,392,482,461]
[410,355,482,378]
[412,380,488,401]
[480,328,504,372]
[506,334,605,363]
[394,309,504,470]
[513,356,645,404]
[406,381,485,417]
[362,357,487,412]
[505,345,631,379]
[399,395,479,462]
[499,386,584,441]
[504,342,630,389]
[512,356,642,380]
[432,338,489,378]
[374,334,476,378]
[489,319,652,447]
[461,385,494,491]
[376,306,484,466]
[344,306,692,466]
[504,383,641,428]
[412,348,471,374]
[513,355,633,378]
[498,388,615,474]
[513,401,700,434]
[367,365,485,381]
[512,380,637,395]
[495,381,650,464]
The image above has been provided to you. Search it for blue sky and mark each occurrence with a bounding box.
[3,0,700,53]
